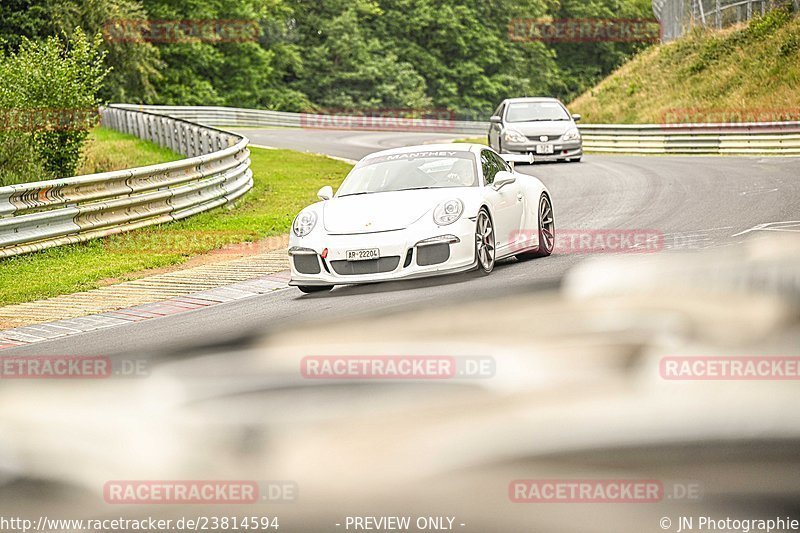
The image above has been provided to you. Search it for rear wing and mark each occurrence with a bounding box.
[500,153,535,170]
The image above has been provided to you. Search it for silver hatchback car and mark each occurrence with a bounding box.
[488,97,582,163]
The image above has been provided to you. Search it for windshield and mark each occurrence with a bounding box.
[506,101,570,122]
[336,150,477,197]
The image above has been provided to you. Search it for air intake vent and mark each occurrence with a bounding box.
[416,243,450,266]
[330,257,401,275]
[293,254,321,274]
[403,249,413,268]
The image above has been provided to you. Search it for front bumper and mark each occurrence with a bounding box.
[502,139,582,161]
[288,218,477,286]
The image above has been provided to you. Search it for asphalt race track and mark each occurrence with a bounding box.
[5,127,800,357]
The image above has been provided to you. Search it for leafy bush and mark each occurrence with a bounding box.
[0,132,48,186]
[0,29,109,185]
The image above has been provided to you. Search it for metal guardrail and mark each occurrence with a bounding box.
[117,104,800,156]
[0,105,252,258]
[580,122,800,154]
[113,104,489,136]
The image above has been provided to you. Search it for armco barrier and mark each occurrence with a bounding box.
[579,122,800,155]
[0,105,252,258]
[112,104,489,135]
[113,104,800,155]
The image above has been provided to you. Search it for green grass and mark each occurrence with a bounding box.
[570,8,800,123]
[78,127,183,175]
[0,147,351,306]
[453,137,488,145]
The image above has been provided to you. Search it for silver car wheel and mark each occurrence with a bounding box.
[539,194,555,254]
[475,209,495,273]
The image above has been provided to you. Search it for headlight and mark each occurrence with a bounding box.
[502,129,528,144]
[563,128,581,141]
[292,211,317,237]
[433,199,464,226]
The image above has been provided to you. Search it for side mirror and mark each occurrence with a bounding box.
[571,114,582,122]
[492,172,516,191]
[500,153,535,169]
[317,185,333,201]
[490,115,502,124]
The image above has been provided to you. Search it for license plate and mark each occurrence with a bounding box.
[536,144,554,155]
[346,248,380,261]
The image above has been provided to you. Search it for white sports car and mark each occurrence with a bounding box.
[288,144,554,293]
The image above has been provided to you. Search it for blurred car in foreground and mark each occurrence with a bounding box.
[488,97,583,162]
[288,144,553,293]
[2,234,797,532]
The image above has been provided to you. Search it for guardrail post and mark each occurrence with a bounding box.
[172,123,180,153]
[145,115,154,143]
[157,117,165,149]
[195,126,204,156]
[177,123,185,155]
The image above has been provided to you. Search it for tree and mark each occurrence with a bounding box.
[0,29,110,182]
[0,0,162,103]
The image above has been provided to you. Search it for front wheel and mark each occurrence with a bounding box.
[297,285,333,294]
[475,209,496,274]
[516,193,554,260]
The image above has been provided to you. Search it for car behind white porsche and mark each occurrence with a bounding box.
[288,144,554,293]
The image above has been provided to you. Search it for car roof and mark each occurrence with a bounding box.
[361,143,484,160]
[504,97,564,104]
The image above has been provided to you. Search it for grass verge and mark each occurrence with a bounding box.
[0,146,351,307]
[78,127,183,175]
[570,8,800,123]
[453,137,487,145]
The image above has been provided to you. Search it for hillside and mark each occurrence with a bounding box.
[570,8,800,124]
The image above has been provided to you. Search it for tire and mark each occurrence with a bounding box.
[475,208,496,274]
[568,157,582,163]
[297,285,333,294]
[516,193,554,260]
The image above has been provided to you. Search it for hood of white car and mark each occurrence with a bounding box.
[507,121,574,137]
[323,188,465,234]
